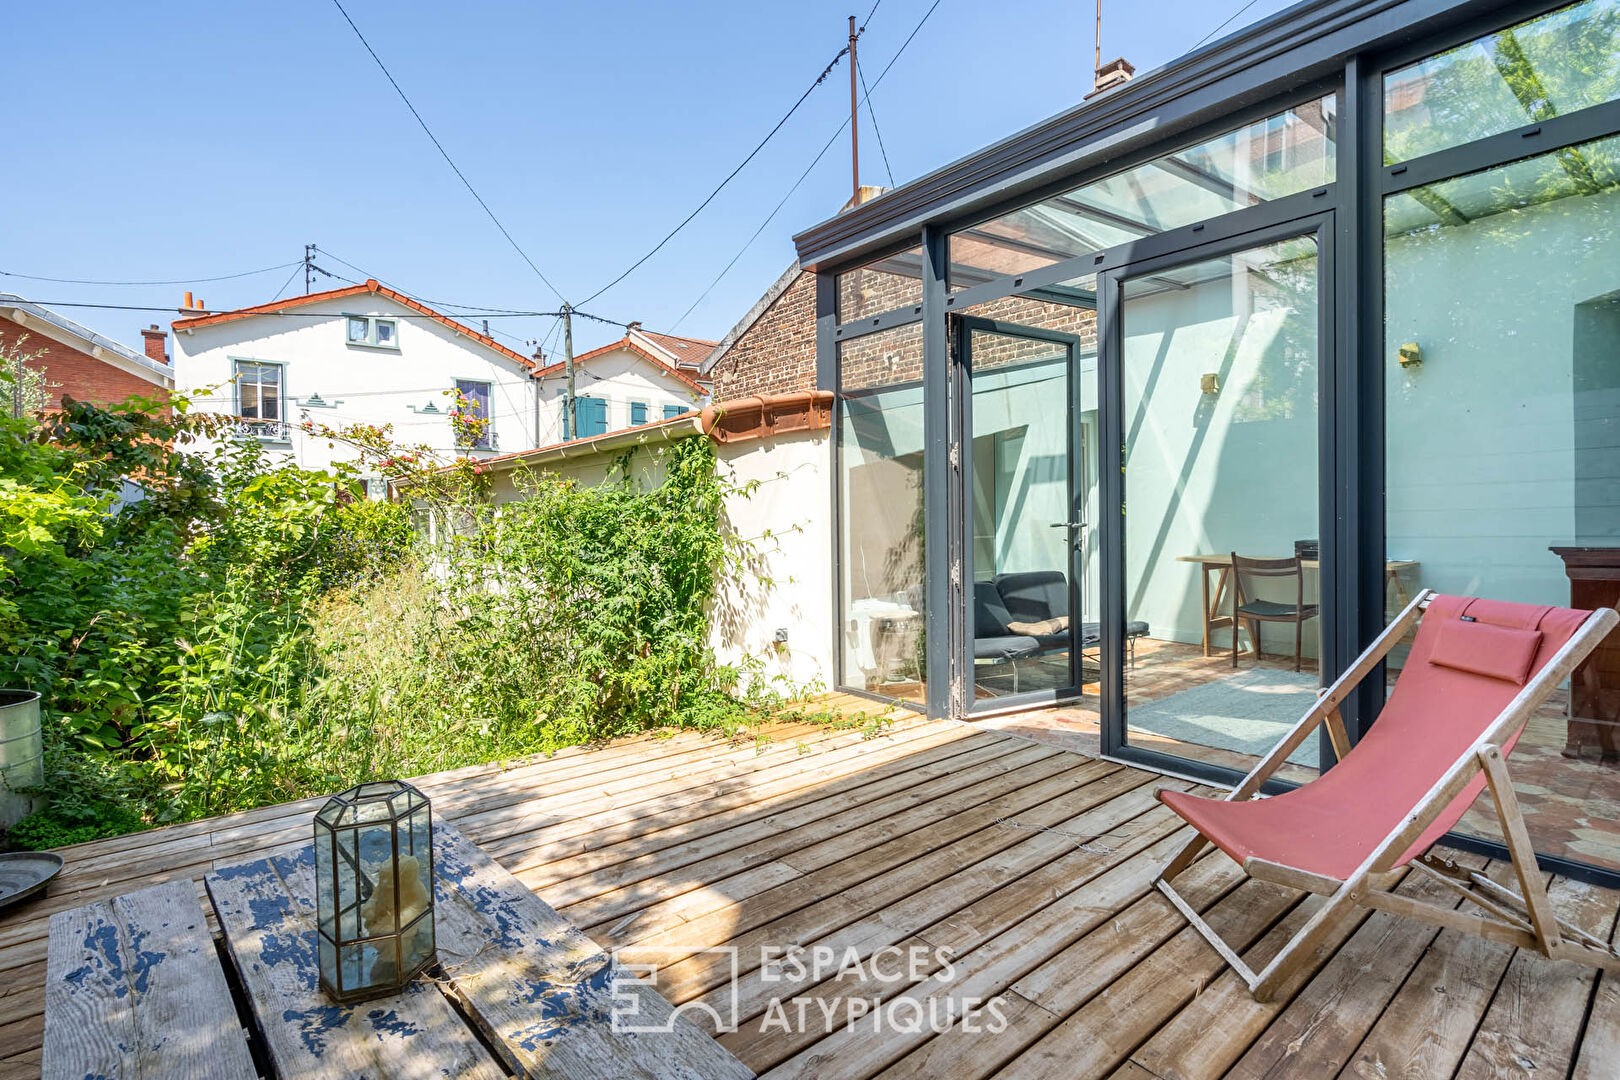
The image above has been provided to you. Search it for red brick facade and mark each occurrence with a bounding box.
[0,314,168,409]
[708,270,818,402]
[709,264,1097,401]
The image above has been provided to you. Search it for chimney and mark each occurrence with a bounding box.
[1086,57,1135,99]
[141,324,168,366]
[626,320,642,335]
[839,185,886,213]
[178,292,210,315]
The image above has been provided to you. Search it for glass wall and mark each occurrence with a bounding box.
[1384,0,1620,161]
[837,322,927,703]
[947,95,1336,289]
[836,245,925,322]
[1123,236,1322,781]
[1385,131,1620,871]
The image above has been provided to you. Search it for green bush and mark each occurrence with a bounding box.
[0,376,773,846]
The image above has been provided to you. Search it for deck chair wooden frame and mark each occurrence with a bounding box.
[1155,588,1620,1001]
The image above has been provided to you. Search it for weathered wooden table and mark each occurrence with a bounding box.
[45,819,752,1079]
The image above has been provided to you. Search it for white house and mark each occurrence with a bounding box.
[532,324,712,444]
[171,280,541,490]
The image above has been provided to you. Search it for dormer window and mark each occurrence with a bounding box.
[345,315,399,349]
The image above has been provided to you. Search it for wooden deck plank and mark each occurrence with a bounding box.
[41,880,256,1080]
[1338,862,1553,1080]
[662,766,1158,1022]
[430,822,752,1079]
[1225,853,1491,1080]
[1571,902,1620,1080]
[990,878,1306,1080]
[1452,874,1620,1080]
[6,714,1620,1080]
[706,772,1174,1046]
[870,848,1245,1080]
[205,846,506,1080]
[493,725,986,880]
[603,752,1101,962]
[518,729,1001,902]
[570,743,1068,941]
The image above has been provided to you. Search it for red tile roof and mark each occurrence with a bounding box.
[531,334,708,397]
[636,329,716,371]
[170,280,540,374]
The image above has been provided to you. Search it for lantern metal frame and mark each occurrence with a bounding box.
[313,779,436,1004]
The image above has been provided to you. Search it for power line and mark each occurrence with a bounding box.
[329,0,568,304]
[269,263,305,301]
[12,298,574,319]
[0,262,301,287]
[669,0,943,330]
[578,43,853,307]
[858,57,896,187]
[1190,0,1264,52]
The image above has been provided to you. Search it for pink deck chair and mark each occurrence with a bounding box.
[1154,589,1620,1001]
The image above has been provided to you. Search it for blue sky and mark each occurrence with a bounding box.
[3,0,1296,356]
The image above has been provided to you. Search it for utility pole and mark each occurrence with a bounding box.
[562,302,576,441]
[304,243,314,294]
[848,14,860,202]
[1095,0,1102,72]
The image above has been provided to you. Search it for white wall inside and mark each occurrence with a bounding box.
[1386,182,1620,607]
[1120,249,1321,657]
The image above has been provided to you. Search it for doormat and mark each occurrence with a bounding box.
[1126,667,1321,768]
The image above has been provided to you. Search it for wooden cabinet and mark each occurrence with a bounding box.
[1551,547,1620,761]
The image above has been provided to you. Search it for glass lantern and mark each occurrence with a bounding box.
[313,780,436,1003]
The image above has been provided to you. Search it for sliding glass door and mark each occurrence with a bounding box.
[1100,220,1332,781]
[956,317,1097,712]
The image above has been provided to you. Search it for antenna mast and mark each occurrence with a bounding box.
[849,14,860,202]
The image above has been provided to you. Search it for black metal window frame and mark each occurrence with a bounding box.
[814,0,1620,886]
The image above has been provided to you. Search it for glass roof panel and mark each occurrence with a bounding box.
[1384,0,1620,163]
[948,95,1336,290]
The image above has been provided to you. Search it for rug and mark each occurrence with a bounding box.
[1127,667,1322,768]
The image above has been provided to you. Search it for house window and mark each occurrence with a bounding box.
[453,379,492,449]
[663,404,687,420]
[345,315,399,349]
[233,360,286,440]
[630,401,648,425]
[577,396,609,438]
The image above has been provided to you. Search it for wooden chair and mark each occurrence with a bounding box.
[1229,552,1319,671]
[1155,589,1620,1002]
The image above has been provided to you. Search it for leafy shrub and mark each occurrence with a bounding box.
[1,380,772,846]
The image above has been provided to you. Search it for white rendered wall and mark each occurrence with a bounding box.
[712,429,834,697]
[481,429,834,698]
[535,347,706,445]
[172,295,539,482]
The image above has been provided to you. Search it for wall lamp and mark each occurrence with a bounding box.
[1397,343,1422,369]
[1200,373,1220,395]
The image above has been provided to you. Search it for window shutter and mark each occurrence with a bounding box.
[630,401,648,425]
[663,404,686,420]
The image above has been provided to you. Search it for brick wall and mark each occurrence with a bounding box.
[0,315,167,409]
[709,271,819,402]
[710,264,1096,401]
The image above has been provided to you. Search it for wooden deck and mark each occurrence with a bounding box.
[4,698,1619,1079]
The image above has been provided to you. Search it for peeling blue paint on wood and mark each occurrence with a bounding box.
[281,1004,351,1056]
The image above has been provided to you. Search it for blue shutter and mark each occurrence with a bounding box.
[663,404,687,420]
[630,401,648,425]
[578,396,609,438]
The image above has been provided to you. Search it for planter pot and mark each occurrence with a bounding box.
[0,691,43,830]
